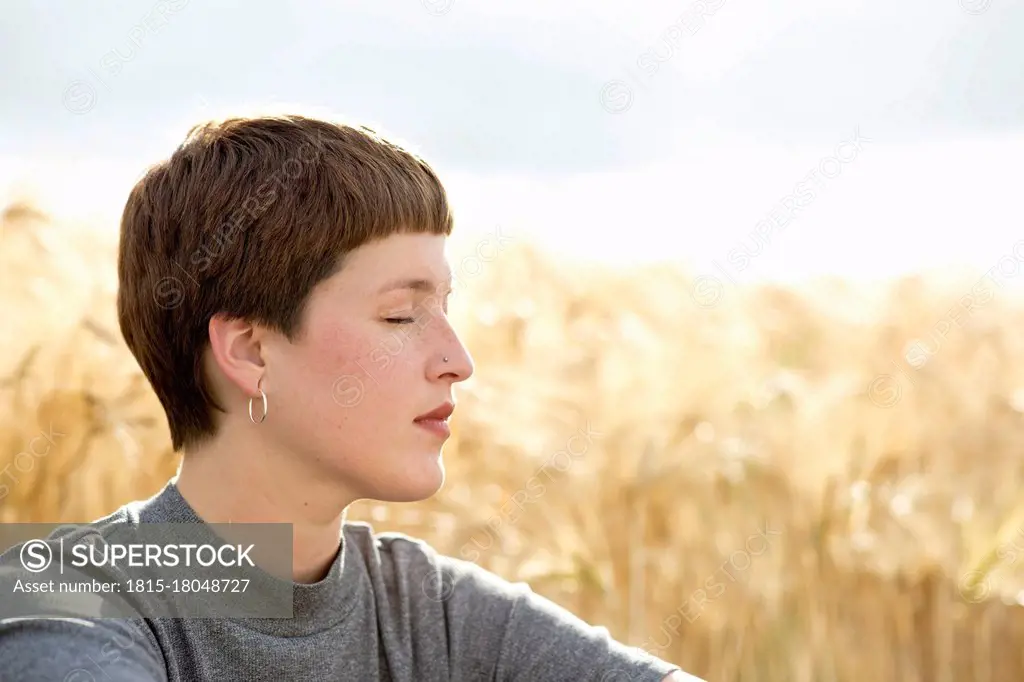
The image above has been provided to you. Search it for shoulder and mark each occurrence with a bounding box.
[339,524,692,680]
[1,492,146,556]
[0,500,141,573]
[342,521,527,607]
[0,498,138,572]
[0,498,149,620]
[341,522,535,676]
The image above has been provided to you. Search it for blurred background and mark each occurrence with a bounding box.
[4,0,1024,679]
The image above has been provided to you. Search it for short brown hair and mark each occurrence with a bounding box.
[116,114,453,452]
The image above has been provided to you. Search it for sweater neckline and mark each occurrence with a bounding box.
[133,480,362,636]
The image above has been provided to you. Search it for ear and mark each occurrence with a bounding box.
[207,314,266,399]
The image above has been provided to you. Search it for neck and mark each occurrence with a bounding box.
[173,427,357,584]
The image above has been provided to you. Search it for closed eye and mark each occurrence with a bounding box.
[385,317,416,325]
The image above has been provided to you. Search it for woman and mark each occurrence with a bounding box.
[0,114,700,681]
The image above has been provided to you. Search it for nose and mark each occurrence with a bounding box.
[437,331,474,383]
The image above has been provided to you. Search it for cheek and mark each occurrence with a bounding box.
[362,324,430,384]
[280,319,372,405]
[302,322,419,411]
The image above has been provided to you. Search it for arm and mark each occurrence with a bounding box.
[434,554,702,681]
[0,616,167,681]
[664,672,705,682]
[0,556,167,681]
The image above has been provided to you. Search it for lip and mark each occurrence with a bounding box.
[414,418,451,439]
[414,402,454,439]
[415,402,455,422]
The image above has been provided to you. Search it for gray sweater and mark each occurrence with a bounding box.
[0,481,691,681]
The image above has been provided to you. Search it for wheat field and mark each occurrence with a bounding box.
[3,197,1024,681]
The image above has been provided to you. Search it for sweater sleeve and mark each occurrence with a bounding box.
[0,615,167,681]
[433,553,698,682]
[0,541,168,681]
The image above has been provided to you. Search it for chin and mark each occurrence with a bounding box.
[376,458,446,503]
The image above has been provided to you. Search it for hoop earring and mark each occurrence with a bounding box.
[248,379,267,424]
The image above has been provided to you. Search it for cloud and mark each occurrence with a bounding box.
[2,0,1023,173]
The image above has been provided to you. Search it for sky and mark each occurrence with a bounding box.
[2,0,1023,284]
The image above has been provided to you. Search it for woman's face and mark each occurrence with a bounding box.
[259,232,474,503]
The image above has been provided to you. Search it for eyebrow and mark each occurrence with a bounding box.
[376,276,453,295]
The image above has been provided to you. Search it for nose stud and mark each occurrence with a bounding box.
[443,356,449,363]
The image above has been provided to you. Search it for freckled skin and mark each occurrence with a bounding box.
[258,233,474,502]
